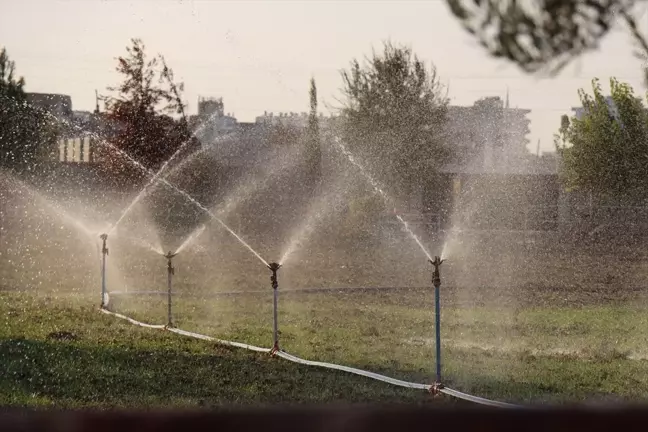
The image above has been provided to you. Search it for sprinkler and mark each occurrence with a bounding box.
[268,262,281,355]
[99,233,109,309]
[429,255,445,394]
[430,256,443,289]
[165,251,177,328]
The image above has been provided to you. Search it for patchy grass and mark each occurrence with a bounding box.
[5,215,648,407]
[0,291,447,409]
[110,289,648,405]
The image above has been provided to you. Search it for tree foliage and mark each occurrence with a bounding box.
[103,38,198,174]
[340,41,449,197]
[306,77,322,184]
[0,47,54,173]
[445,0,648,78]
[556,78,648,199]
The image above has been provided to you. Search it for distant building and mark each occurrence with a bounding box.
[72,110,93,125]
[25,92,73,121]
[255,111,337,130]
[58,136,93,163]
[189,97,238,144]
[571,95,618,121]
[443,96,533,174]
[54,107,115,165]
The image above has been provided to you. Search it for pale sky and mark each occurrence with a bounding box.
[2,0,647,154]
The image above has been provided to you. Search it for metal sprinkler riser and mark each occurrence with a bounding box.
[100,233,109,309]
[268,262,281,355]
[429,255,445,393]
[165,251,177,328]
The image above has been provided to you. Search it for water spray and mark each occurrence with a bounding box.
[429,255,445,394]
[100,234,109,309]
[268,262,282,355]
[165,251,177,328]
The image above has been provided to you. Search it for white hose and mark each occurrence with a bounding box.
[275,350,429,390]
[167,327,271,353]
[99,308,166,329]
[440,387,521,408]
[99,309,523,408]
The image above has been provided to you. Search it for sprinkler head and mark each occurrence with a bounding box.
[429,256,444,287]
[100,233,109,255]
[165,251,176,275]
[268,262,280,290]
[429,256,444,268]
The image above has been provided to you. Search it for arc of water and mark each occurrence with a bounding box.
[97,140,270,267]
[212,144,305,218]
[174,224,206,254]
[10,97,269,267]
[4,175,95,238]
[108,112,236,234]
[329,134,433,261]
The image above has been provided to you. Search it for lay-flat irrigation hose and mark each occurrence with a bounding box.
[99,308,523,409]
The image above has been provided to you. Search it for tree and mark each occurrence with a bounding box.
[445,0,648,79]
[339,41,449,199]
[306,77,322,185]
[556,77,648,199]
[103,38,198,175]
[0,47,54,173]
[555,114,571,149]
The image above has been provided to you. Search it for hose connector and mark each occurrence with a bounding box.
[430,382,445,396]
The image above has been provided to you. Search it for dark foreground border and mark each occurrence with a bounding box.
[1,405,647,432]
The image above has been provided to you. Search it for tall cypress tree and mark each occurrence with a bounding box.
[306,77,322,187]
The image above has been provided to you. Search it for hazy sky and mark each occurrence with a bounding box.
[2,0,647,153]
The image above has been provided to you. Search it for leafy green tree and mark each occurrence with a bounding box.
[554,114,571,151]
[103,38,198,174]
[339,41,449,198]
[556,78,648,199]
[0,47,54,173]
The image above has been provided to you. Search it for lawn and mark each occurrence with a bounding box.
[109,287,648,405]
[5,185,648,407]
[0,291,448,409]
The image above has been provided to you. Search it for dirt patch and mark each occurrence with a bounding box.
[403,337,648,361]
[47,331,78,341]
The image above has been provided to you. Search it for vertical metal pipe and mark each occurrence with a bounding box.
[100,234,108,308]
[165,252,176,327]
[273,283,279,347]
[430,256,444,385]
[434,281,442,383]
[167,264,173,327]
[268,262,281,353]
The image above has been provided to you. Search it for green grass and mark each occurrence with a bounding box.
[110,289,648,405]
[6,214,648,407]
[0,291,447,409]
